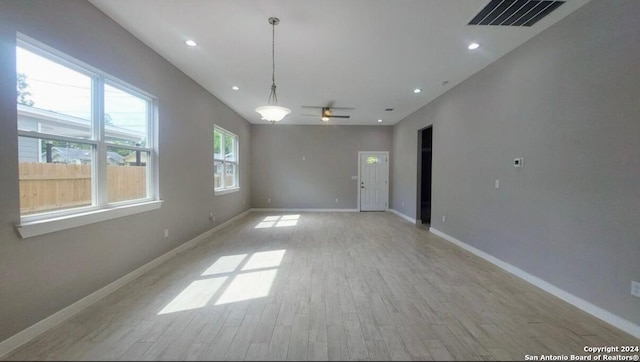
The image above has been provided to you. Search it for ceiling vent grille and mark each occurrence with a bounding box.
[468,0,565,27]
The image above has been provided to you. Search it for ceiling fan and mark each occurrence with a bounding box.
[301,104,353,122]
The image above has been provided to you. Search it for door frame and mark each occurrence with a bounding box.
[357,151,389,211]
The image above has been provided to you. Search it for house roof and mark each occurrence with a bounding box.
[51,146,124,164]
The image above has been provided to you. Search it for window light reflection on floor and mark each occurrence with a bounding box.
[201,254,247,276]
[215,269,278,305]
[242,249,286,271]
[158,277,227,315]
[158,249,286,315]
[255,214,300,229]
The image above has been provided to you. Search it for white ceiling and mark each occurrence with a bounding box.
[89,0,589,126]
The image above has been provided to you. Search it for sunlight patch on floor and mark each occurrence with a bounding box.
[158,249,286,314]
[242,249,286,271]
[158,277,227,315]
[215,269,278,305]
[201,254,247,276]
[254,214,300,229]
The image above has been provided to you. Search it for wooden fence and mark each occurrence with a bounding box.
[19,162,146,215]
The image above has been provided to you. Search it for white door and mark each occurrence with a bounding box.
[359,151,389,211]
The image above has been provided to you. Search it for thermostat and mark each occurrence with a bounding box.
[514,158,524,168]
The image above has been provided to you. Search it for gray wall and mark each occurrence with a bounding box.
[392,0,640,325]
[0,1,251,342]
[251,125,392,209]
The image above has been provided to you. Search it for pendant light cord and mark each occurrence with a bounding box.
[269,19,278,104]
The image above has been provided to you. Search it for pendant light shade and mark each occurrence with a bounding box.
[255,17,290,123]
[256,105,290,122]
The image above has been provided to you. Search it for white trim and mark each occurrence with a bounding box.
[16,200,163,239]
[215,187,240,196]
[251,208,359,213]
[388,209,416,224]
[0,209,252,358]
[429,227,640,339]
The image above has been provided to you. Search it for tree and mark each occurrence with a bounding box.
[213,130,234,157]
[17,72,34,106]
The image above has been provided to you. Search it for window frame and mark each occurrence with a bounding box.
[15,35,160,237]
[214,126,239,195]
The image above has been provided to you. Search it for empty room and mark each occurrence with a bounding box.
[0,0,638,361]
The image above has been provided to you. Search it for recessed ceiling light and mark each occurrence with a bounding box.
[468,42,480,50]
[232,86,239,91]
[185,40,197,47]
[413,88,422,94]
[377,119,383,123]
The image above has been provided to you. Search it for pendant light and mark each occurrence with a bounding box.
[255,17,291,123]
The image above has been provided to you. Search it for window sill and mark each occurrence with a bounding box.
[15,200,163,239]
[215,187,240,196]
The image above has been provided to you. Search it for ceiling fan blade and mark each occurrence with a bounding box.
[329,115,351,119]
[326,107,355,110]
[301,106,323,109]
[301,114,319,117]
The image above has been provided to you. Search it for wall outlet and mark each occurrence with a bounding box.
[632,281,640,298]
[495,179,500,189]
[209,212,215,221]
[164,229,169,238]
[335,198,339,203]
[442,215,445,223]
[267,198,271,204]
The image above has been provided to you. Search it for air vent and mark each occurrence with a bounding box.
[469,0,564,27]
[384,108,394,112]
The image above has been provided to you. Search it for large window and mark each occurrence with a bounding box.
[214,126,238,193]
[16,38,157,223]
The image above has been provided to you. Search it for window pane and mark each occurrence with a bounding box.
[214,161,223,189]
[18,137,93,215]
[104,84,148,146]
[214,130,222,160]
[16,47,92,139]
[225,133,236,162]
[225,162,237,188]
[107,147,147,203]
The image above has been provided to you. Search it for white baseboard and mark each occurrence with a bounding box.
[0,209,251,359]
[251,208,359,212]
[429,227,640,339]
[388,209,417,224]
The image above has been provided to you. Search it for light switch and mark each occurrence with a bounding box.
[495,179,500,189]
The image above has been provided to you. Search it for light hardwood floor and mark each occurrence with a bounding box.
[4,212,638,361]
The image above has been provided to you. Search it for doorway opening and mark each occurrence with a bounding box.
[417,126,432,225]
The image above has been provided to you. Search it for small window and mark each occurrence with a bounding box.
[214,126,238,192]
[16,38,157,220]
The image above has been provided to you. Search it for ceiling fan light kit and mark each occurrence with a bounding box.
[255,17,291,124]
[302,105,353,122]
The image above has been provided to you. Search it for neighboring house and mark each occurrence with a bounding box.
[47,146,123,165]
[17,104,143,163]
